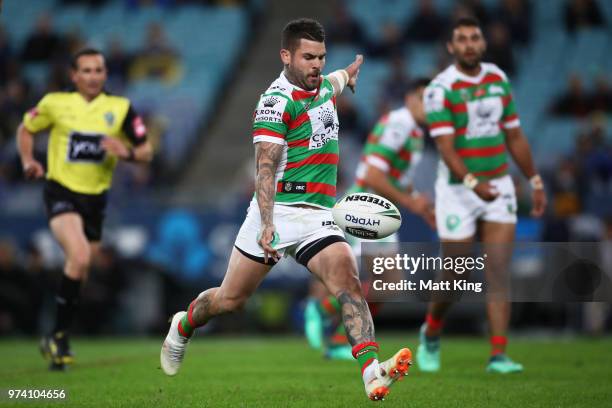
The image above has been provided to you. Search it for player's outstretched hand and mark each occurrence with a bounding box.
[258,224,280,264]
[345,54,363,93]
[531,188,547,218]
[101,136,130,160]
[474,181,499,202]
[22,159,44,180]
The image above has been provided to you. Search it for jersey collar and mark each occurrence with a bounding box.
[74,91,106,105]
[279,71,319,94]
[451,63,486,84]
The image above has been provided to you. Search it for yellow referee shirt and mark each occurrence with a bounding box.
[23,92,147,194]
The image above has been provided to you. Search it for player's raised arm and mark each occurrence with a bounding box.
[255,141,283,263]
[345,54,363,93]
[327,54,363,96]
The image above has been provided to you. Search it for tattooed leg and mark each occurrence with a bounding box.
[306,241,375,346]
[337,290,376,345]
[190,288,220,327]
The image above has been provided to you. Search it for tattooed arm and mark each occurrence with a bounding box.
[255,141,284,263]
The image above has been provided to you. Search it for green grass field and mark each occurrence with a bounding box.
[1,334,611,407]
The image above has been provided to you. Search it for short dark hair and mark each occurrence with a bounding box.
[406,77,431,94]
[71,48,104,69]
[281,18,325,52]
[449,16,481,41]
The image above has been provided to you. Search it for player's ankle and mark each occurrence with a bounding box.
[177,301,201,339]
[352,341,380,375]
[425,313,444,337]
[362,359,379,383]
[490,335,507,356]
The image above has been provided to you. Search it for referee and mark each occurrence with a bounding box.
[17,48,153,370]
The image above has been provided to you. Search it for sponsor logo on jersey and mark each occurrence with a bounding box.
[308,105,339,149]
[466,97,503,139]
[321,220,336,226]
[344,194,392,210]
[254,96,287,124]
[488,85,504,95]
[263,96,280,107]
[67,132,106,163]
[270,85,287,92]
[319,108,335,130]
[446,214,460,231]
[281,181,306,194]
[424,86,445,112]
[104,111,115,127]
[476,101,494,119]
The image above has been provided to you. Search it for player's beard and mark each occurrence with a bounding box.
[456,51,482,72]
[285,65,318,91]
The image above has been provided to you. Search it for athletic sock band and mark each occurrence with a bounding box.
[330,324,349,345]
[178,301,198,338]
[426,313,444,331]
[320,296,341,315]
[352,341,379,374]
[490,335,507,356]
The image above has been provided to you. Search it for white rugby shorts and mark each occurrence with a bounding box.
[435,174,517,240]
[234,201,347,266]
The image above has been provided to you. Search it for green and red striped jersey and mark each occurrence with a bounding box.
[424,63,520,183]
[252,72,339,208]
[348,106,424,195]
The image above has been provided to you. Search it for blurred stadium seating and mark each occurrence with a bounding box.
[2,0,252,173]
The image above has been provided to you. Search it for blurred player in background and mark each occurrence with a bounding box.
[160,18,412,401]
[417,17,547,374]
[17,48,153,370]
[304,78,436,360]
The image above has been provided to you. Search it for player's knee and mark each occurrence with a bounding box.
[68,247,91,272]
[343,274,363,297]
[332,253,359,280]
[220,293,248,312]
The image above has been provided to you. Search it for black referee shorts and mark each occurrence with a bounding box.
[43,180,108,242]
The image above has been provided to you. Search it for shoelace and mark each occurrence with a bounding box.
[167,337,188,362]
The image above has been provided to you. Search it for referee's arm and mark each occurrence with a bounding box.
[16,123,45,179]
[102,103,153,163]
[101,137,153,163]
[131,140,153,162]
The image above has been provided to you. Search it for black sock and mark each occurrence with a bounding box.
[53,275,81,335]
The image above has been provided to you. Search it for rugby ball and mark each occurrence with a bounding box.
[332,193,402,239]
